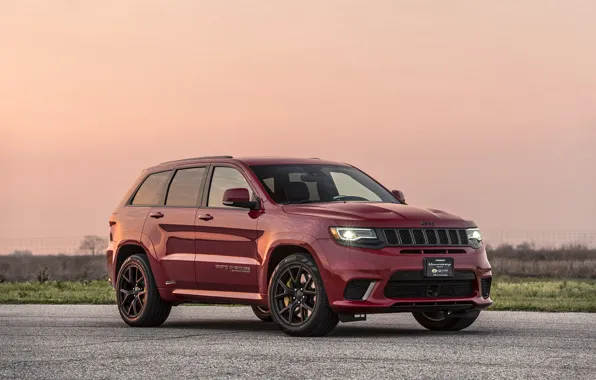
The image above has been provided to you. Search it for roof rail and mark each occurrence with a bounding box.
[160,155,233,165]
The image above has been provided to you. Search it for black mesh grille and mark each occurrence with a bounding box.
[399,230,413,245]
[437,230,449,245]
[385,270,476,299]
[458,230,469,245]
[384,230,399,245]
[384,281,475,299]
[425,230,438,245]
[412,229,426,245]
[344,280,372,300]
[481,277,492,299]
[384,229,469,247]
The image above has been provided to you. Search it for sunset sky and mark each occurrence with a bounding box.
[2,1,595,251]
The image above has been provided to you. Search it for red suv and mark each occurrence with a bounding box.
[107,156,492,336]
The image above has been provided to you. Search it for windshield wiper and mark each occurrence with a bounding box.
[286,200,317,204]
[332,195,369,202]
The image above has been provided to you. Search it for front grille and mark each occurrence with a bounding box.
[384,228,469,247]
[384,270,476,299]
[481,277,492,298]
[399,249,466,254]
[385,230,399,245]
[399,229,413,244]
[344,280,372,300]
[425,230,438,244]
[412,229,425,245]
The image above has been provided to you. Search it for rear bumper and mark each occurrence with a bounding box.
[315,238,493,314]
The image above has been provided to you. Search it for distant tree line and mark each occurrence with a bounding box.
[1,241,594,282]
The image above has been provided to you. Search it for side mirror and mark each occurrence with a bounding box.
[222,188,259,209]
[392,190,406,204]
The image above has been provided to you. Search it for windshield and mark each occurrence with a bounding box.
[249,164,398,205]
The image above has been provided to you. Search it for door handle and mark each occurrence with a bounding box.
[149,212,164,219]
[198,214,214,221]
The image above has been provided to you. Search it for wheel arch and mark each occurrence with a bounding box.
[260,236,331,298]
[112,235,167,288]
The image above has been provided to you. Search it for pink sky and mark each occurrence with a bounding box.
[2,1,595,250]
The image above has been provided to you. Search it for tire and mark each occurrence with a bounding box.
[116,254,172,327]
[268,253,339,337]
[251,306,273,322]
[412,310,480,331]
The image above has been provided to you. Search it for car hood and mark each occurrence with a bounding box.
[282,202,474,227]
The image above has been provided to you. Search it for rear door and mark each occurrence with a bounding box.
[142,166,208,289]
[194,164,260,293]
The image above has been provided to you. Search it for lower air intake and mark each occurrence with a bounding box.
[481,277,492,299]
[384,281,475,299]
[344,280,372,300]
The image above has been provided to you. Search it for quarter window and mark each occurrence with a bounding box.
[131,171,171,206]
[165,167,206,207]
[207,167,252,208]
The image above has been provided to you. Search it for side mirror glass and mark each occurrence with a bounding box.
[222,188,258,209]
[392,190,406,204]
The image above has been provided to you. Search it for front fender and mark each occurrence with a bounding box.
[259,232,332,296]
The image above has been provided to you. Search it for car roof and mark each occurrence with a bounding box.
[146,156,350,172]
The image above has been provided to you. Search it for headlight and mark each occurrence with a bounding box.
[330,227,377,242]
[466,228,483,249]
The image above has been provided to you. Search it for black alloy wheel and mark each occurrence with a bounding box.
[118,264,147,318]
[412,310,481,331]
[269,253,339,337]
[271,264,318,326]
[116,254,172,327]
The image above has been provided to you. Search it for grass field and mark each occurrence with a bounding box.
[1,245,594,311]
[1,278,594,312]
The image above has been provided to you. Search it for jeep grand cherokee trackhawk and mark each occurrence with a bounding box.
[106,156,492,336]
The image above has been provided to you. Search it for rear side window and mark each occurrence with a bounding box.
[131,171,171,206]
[165,167,206,207]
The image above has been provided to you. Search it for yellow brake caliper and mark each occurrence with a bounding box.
[284,278,293,307]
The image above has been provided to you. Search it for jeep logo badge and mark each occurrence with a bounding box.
[420,221,435,227]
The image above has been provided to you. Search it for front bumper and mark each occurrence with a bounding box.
[315,238,493,314]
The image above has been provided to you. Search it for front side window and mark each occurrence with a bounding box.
[249,164,396,205]
[131,171,172,206]
[165,167,206,207]
[207,167,252,208]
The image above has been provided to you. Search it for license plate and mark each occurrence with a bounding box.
[424,257,454,277]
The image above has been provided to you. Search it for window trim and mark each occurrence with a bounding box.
[127,169,174,207]
[201,163,260,210]
[162,165,210,208]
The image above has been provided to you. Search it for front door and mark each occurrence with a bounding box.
[194,165,260,293]
[142,166,207,289]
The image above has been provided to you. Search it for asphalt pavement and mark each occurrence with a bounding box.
[1,305,595,380]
